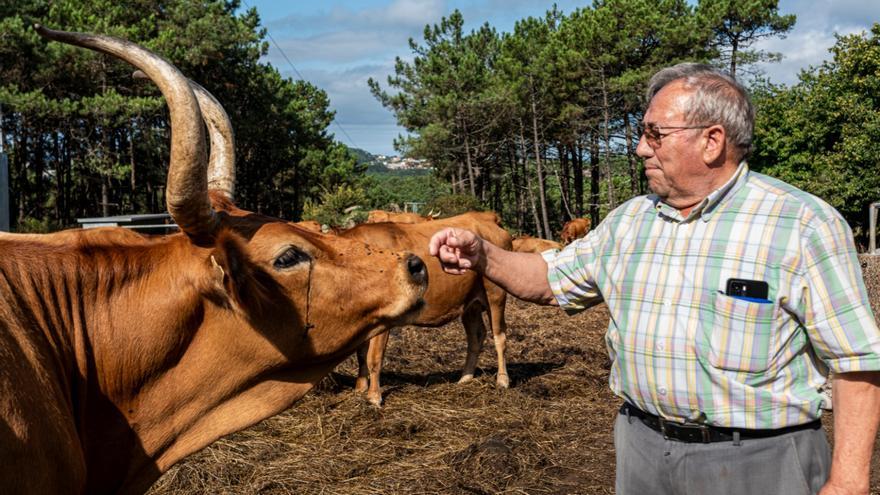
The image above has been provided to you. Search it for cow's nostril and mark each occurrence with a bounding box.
[406,254,427,284]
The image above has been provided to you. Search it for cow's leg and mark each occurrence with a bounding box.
[365,331,390,406]
[355,339,370,393]
[486,280,510,388]
[459,302,487,383]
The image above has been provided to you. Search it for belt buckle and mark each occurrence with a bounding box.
[660,418,711,443]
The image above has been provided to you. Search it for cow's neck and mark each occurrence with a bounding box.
[51,236,315,494]
[0,232,342,494]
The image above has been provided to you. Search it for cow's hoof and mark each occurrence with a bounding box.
[496,374,510,389]
[458,374,474,384]
[367,394,383,407]
[354,378,369,393]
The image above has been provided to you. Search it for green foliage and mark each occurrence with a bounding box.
[1,0,363,227]
[15,217,60,234]
[751,24,880,241]
[696,0,796,78]
[364,171,450,211]
[301,185,369,228]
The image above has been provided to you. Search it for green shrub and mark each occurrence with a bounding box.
[302,185,369,228]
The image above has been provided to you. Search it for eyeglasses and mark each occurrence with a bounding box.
[637,122,710,149]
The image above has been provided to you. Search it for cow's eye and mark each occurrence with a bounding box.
[273,247,310,269]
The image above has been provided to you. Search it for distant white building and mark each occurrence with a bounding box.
[379,155,431,170]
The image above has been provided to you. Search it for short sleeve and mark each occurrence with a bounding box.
[802,215,880,373]
[543,226,605,315]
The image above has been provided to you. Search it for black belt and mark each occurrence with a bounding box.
[620,403,822,444]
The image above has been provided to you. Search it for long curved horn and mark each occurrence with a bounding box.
[35,25,217,238]
[190,80,235,200]
[133,71,235,200]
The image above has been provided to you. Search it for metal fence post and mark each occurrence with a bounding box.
[870,202,879,255]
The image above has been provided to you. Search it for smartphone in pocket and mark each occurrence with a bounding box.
[725,278,770,303]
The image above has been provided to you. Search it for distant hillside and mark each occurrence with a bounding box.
[346,146,431,175]
[348,147,378,166]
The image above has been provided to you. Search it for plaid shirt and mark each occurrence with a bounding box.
[543,163,880,429]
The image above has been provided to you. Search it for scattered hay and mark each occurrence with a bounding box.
[149,274,880,494]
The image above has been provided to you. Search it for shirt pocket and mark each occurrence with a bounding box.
[703,291,779,373]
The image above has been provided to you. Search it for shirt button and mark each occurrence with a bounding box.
[664,301,672,308]
[658,387,667,395]
[656,342,665,351]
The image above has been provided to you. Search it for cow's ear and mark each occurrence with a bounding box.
[210,255,225,284]
[209,230,282,317]
[208,232,246,309]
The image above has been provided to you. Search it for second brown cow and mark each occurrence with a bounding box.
[339,211,512,405]
[560,218,591,244]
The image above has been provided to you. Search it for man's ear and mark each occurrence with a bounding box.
[702,125,726,165]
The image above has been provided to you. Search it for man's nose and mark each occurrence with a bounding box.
[635,133,653,158]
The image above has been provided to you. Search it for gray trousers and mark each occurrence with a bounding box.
[614,412,831,495]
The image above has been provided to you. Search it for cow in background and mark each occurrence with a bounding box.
[0,26,427,494]
[512,235,562,254]
[339,211,512,406]
[560,218,591,244]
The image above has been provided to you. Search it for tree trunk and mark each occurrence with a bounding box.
[601,72,615,210]
[53,131,62,224]
[463,121,476,197]
[508,143,524,232]
[559,143,571,221]
[101,177,110,218]
[730,37,739,79]
[624,112,639,196]
[129,121,138,212]
[590,132,600,227]
[530,94,551,239]
[15,118,27,225]
[573,143,584,217]
[518,125,541,236]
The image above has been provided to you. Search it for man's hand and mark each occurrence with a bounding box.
[428,227,485,275]
[819,371,880,495]
[818,480,868,495]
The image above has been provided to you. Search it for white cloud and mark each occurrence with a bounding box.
[268,0,446,33]
[252,0,879,153]
[751,0,877,86]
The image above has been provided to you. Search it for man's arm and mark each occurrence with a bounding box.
[429,227,557,305]
[821,371,880,495]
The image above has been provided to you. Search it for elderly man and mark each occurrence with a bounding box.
[429,63,880,495]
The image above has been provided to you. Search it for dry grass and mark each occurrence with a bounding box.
[149,256,880,495]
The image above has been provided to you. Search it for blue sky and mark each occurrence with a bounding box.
[237,0,880,156]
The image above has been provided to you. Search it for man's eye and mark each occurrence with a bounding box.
[273,247,310,269]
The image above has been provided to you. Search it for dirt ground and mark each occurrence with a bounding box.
[148,256,880,495]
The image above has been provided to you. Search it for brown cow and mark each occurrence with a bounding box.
[512,235,563,254]
[339,212,511,405]
[560,217,591,244]
[0,26,427,495]
[366,210,436,224]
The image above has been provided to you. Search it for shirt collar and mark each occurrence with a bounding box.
[698,161,748,222]
[649,161,748,223]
